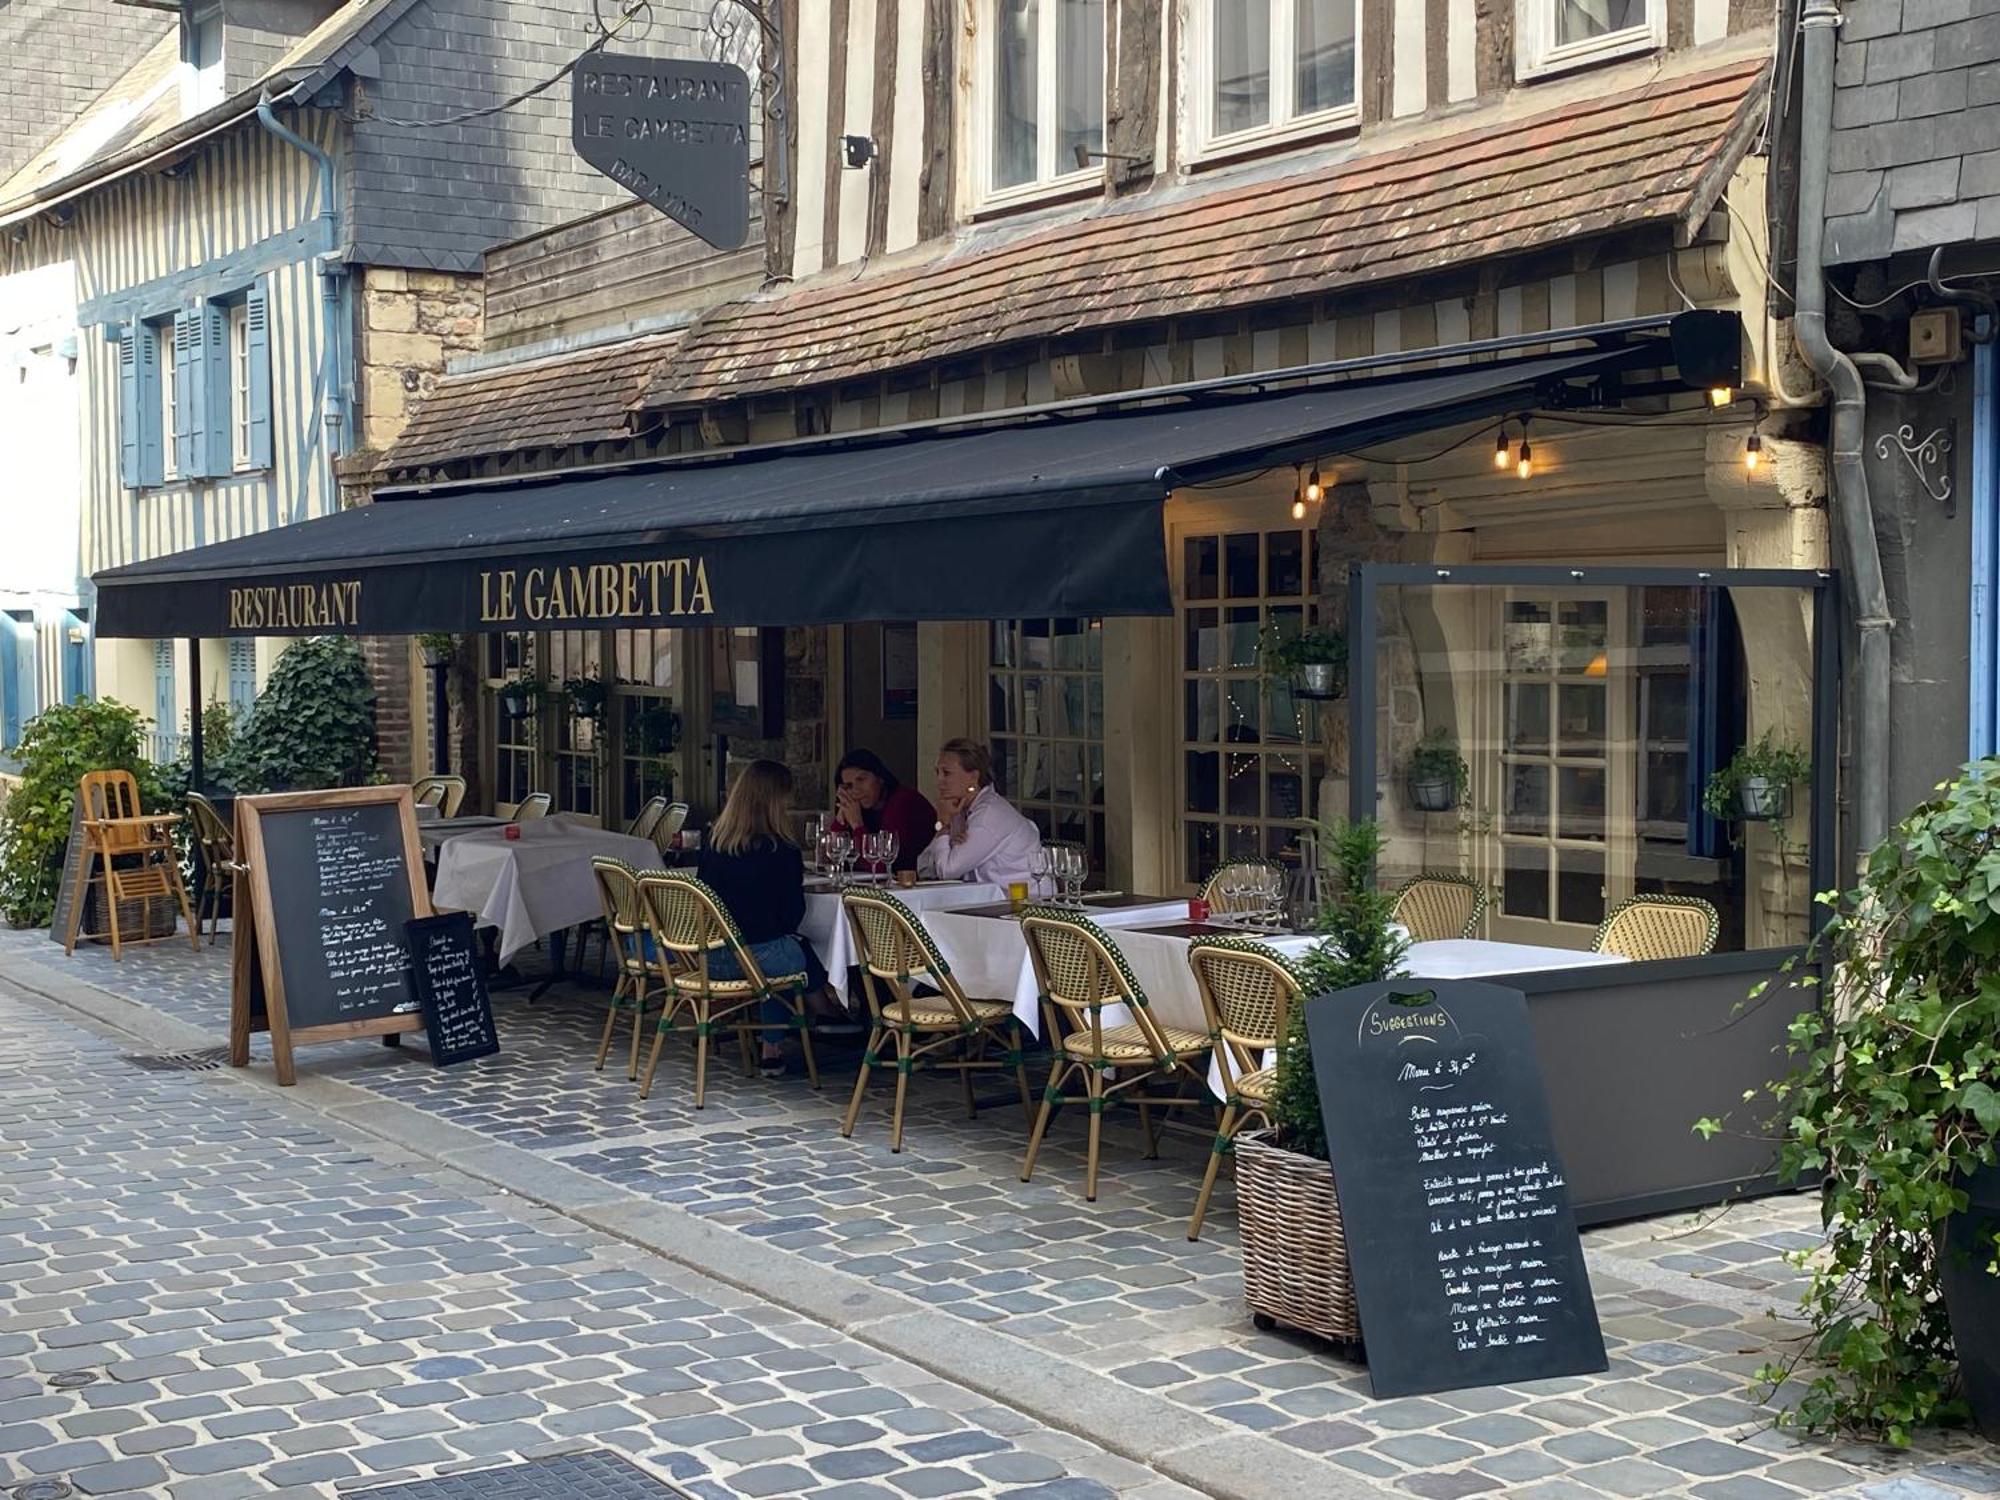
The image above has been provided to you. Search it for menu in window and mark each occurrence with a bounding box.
[1305,978,1607,1398]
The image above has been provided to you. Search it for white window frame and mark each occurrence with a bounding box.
[1189,0,1362,164]
[970,0,1105,211]
[228,300,252,471]
[154,320,177,482]
[1514,0,1663,82]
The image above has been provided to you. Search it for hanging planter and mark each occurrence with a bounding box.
[498,676,544,717]
[1260,626,1348,701]
[563,676,608,721]
[1701,731,1809,827]
[1736,776,1790,822]
[1404,727,1469,814]
[416,632,458,667]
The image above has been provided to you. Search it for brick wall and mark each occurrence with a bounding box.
[1826,0,2000,260]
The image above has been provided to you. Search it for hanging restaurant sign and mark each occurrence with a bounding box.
[571,52,751,251]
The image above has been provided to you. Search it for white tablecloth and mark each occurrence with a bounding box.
[920,914,1631,1099]
[801,881,1009,1002]
[430,821,661,964]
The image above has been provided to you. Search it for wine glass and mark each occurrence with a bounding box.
[1060,847,1084,906]
[1030,846,1053,901]
[826,829,854,888]
[877,830,899,879]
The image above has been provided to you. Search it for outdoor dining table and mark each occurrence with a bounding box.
[430,817,659,969]
[800,878,1011,1003]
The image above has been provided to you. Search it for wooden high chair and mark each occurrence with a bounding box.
[63,771,199,959]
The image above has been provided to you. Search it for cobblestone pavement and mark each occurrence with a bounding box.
[10,927,2000,1500]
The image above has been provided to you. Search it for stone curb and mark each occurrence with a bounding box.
[0,950,1396,1500]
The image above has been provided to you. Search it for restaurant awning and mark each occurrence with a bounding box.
[92,343,1655,638]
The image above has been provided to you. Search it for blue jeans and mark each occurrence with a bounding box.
[631,934,817,1030]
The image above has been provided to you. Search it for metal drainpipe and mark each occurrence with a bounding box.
[254,91,350,454]
[1795,0,1894,858]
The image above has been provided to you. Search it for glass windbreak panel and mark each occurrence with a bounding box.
[1364,579,1822,955]
[991,618,1104,874]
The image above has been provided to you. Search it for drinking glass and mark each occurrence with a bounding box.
[825,829,854,888]
[806,814,828,869]
[1060,847,1084,905]
[1030,846,1053,900]
[877,830,899,878]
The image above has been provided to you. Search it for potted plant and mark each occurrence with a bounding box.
[416,632,457,667]
[1260,624,1348,700]
[1702,731,1810,824]
[562,676,608,721]
[497,674,544,718]
[1237,819,1410,1346]
[1698,759,2000,1444]
[1405,727,1468,813]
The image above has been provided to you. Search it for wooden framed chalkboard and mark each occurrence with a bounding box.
[405,912,499,1066]
[1306,978,1607,1398]
[46,795,86,947]
[228,786,432,1084]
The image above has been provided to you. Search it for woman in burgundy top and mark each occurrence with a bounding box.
[830,749,935,873]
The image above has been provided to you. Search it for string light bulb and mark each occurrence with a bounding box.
[1515,419,1533,481]
[1290,493,1308,521]
[1494,426,1511,469]
[1743,431,1763,471]
[1304,464,1323,504]
[1708,386,1734,408]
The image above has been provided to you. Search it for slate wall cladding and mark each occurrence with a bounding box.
[0,0,170,182]
[1825,0,2000,261]
[344,0,711,271]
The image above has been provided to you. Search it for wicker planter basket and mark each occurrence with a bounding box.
[1235,1129,1361,1346]
[80,881,180,944]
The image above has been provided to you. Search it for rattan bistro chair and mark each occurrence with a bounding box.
[840,888,1033,1151]
[412,775,467,817]
[512,791,553,821]
[654,802,690,858]
[1199,860,1287,916]
[185,792,238,946]
[625,796,670,843]
[590,857,663,1081]
[1592,894,1720,961]
[1019,906,1214,1201]
[1391,872,1487,942]
[636,871,820,1107]
[1185,937,1303,1241]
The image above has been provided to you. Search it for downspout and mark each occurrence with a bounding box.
[1794,0,1894,857]
[255,91,350,458]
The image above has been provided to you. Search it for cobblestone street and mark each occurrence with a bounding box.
[7,931,2000,1499]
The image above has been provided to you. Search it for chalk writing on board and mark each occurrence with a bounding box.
[307,810,416,1014]
[406,912,498,1066]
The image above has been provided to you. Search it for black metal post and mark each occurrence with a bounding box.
[430,660,450,775]
[187,638,204,794]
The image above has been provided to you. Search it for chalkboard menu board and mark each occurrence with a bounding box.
[228,787,431,1084]
[48,796,86,947]
[1306,979,1607,1398]
[406,912,499,1067]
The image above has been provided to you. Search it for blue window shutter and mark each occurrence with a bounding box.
[172,311,195,480]
[245,281,272,471]
[202,301,231,477]
[137,323,164,486]
[153,640,175,744]
[227,639,256,716]
[117,324,141,488]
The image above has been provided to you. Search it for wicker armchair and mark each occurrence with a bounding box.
[512,791,552,821]
[185,792,237,946]
[413,775,467,817]
[635,871,819,1106]
[1592,895,1720,961]
[590,857,662,1081]
[1392,873,1487,942]
[840,888,1033,1151]
[1198,860,1287,917]
[1185,937,1303,1241]
[1019,907,1214,1201]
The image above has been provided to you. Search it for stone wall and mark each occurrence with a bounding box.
[354,267,486,463]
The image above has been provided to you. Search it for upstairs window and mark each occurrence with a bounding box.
[1516,0,1662,79]
[1194,0,1358,158]
[118,281,272,491]
[977,0,1104,205]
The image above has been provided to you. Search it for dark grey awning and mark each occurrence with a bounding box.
[92,344,1649,638]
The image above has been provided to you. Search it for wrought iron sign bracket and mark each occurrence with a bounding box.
[706,0,790,209]
[1874,420,1955,518]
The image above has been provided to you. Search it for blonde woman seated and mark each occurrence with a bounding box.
[696,759,827,1076]
[915,738,1044,889]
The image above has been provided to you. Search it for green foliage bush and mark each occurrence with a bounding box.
[1269,820,1411,1161]
[220,637,377,793]
[0,698,160,928]
[1706,758,2000,1444]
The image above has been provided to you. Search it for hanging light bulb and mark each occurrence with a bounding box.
[1743,431,1764,471]
[1305,464,1323,504]
[1494,426,1511,469]
[1516,438,1534,481]
[1290,493,1308,520]
[1708,385,1734,408]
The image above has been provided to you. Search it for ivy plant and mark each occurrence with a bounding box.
[1698,758,2000,1445]
[220,637,377,793]
[1702,730,1811,822]
[0,698,160,928]
[1270,820,1411,1161]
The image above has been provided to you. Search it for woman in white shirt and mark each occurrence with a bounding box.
[915,738,1044,888]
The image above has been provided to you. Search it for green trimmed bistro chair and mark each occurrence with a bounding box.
[185,791,237,946]
[635,870,820,1107]
[1592,894,1720,961]
[1185,936,1303,1241]
[1391,872,1487,942]
[1019,906,1215,1202]
[625,796,670,843]
[589,857,661,1081]
[413,774,467,817]
[654,802,691,859]
[840,887,1033,1151]
[512,791,552,821]
[1199,860,1287,917]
